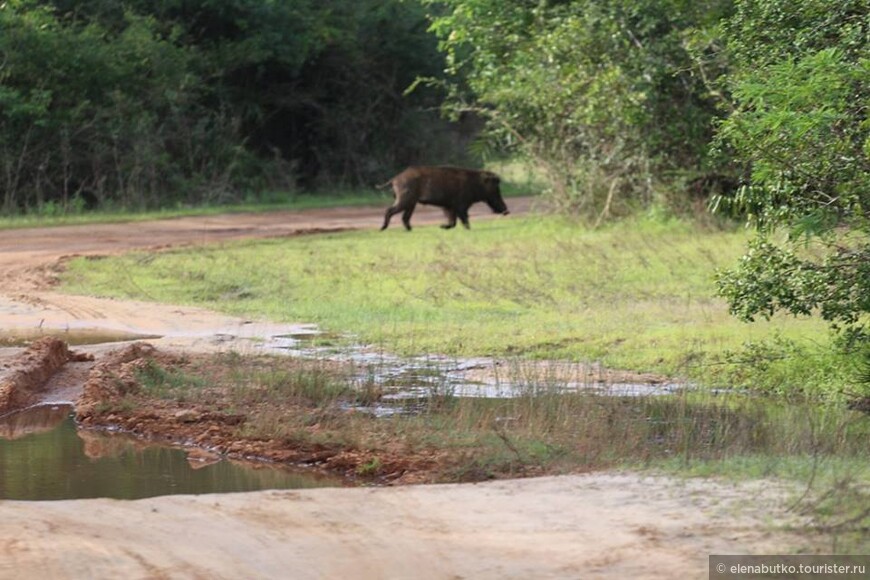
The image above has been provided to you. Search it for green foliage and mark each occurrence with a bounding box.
[716,48,869,233]
[425,0,734,217]
[715,0,870,341]
[0,1,235,210]
[706,334,861,399]
[717,238,870,330]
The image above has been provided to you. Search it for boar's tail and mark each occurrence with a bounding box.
[375,179,393,190]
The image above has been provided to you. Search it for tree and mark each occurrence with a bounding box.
[715,0,870,341]
[0,2,200,210]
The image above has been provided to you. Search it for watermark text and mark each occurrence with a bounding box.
[710,555,869,579]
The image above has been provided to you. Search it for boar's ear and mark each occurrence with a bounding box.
[483,172,500,185]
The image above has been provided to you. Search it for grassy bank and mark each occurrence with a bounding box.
[62,214,856,398]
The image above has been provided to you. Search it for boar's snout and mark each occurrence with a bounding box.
[489,197,509,215]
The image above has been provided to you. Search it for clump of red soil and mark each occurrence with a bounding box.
[0,337,92,413]
[74,342,183,417]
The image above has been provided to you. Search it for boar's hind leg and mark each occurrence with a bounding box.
[401,205,416,231]
[382,197,416,231]
[441,209,457,229]
[381,206,402,230]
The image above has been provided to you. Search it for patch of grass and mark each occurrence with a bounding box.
[232,366,354,407]
[62,214,846,397]
[135,360,207,401]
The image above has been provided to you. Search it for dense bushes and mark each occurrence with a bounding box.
[0,0,450,211]
[715,0,870,340]
[425,0,735,217]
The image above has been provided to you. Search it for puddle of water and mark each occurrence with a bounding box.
[0,328,161,347]
[260,331,686,415]
[275,330,343,348]
[0,404,340,501]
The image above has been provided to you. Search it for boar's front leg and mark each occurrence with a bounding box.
[457,207,471,229]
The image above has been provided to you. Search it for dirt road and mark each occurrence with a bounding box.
[0,198,814,579]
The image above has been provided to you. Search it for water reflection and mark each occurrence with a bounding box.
[0,405,340,501]
[0,404,69,440]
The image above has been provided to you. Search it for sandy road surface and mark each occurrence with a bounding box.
[0,475,806,580]
[0,197,812,579]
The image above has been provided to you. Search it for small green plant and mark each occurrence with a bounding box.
[93,397,137,415]
[356,456,382,476]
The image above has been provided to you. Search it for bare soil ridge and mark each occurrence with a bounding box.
[0,337,92,413]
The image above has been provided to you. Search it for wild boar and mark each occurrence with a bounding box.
[379,166,510,231]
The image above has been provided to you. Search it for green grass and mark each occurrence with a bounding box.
[61,213,846,394]
[135,359,208,400]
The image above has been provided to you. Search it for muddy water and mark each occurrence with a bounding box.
[0,404,340,501]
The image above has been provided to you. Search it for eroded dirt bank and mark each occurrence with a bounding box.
[0,338,92,413]
[0,474,811,580]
